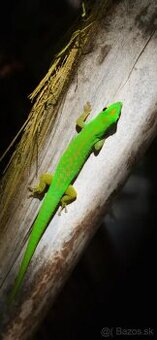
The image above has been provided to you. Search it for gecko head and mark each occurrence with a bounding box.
[96,101,123,139]
[102,101,123,123]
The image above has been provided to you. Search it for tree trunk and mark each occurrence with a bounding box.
[0,0,157,338]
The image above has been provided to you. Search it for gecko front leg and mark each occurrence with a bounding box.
[94,139,105,152]
[76,102,92,130]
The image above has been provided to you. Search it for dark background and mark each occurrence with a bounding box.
[0,1,156,339]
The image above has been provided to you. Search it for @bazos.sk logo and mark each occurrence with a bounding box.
[100,327,154,337]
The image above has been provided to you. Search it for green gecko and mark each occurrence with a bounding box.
[9,101,122,301]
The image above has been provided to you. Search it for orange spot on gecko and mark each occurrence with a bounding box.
[110,108,117,116]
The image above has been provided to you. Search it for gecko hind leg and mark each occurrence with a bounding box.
[76,102,92,131]
[58,185,77,216]
[28,173,53,197]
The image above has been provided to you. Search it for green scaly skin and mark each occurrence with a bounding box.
[9,101,122,301]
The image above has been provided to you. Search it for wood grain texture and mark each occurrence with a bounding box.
[1,0,157,338]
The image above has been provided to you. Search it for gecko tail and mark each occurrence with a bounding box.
[8,194,60,303]
[7,222,42,304]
